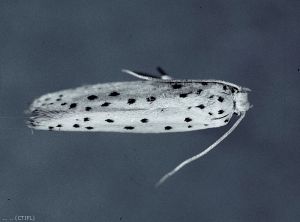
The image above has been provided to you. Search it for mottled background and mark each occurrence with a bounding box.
[0,0,299,221]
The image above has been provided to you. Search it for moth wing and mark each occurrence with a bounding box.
[28,80,235,132]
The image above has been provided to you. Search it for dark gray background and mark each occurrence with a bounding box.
[0,0,299,221]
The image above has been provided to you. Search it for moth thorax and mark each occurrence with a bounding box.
[233,91,251,113]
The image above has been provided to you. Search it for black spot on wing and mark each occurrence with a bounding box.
[196,89,202,94]
[171,83,182,89]
[184,117,192,122]
[109,91,120,96]
[73,124,80,128]
[61,102,67,106]
[124,126,134,130]
[146,96,156,102]
[87,95,98,100]
[48,126,54,130]
[179,92,192,98]
[209,95,214,99]
[56,124,62,127]
[105,119,114,123]
[179,93,188,98]
[127,98,136,104]
[223,85,228,91]
[84,117,90,122]
[208,112,213,115]
[86,126,94,130]
[218,110,224,114]
[101,102,111,107]
[69,103,77,109]
[165,126,172,130]
[218,97,224,102]
[188,125,192,128]
[141,118,148,123]
[224,119,229,123]
[196,104,205,109]
[201,82,208,86]
[85,107,92,111]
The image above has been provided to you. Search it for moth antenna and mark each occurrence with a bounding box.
[155,112,246,187]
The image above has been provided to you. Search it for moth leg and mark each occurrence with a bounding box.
[156,67,173,80]
[122,69,159,80]
[122,67,173,80]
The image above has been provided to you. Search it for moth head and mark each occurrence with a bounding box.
[233,88,251,113]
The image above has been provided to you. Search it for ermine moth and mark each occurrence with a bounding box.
[27,67,251,186]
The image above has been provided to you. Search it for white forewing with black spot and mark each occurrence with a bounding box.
[28,74,249,132]
[27,68,251,186]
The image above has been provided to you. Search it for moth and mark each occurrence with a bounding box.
[27,67,251,186]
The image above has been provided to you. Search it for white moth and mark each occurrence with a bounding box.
[27,67,251,186]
